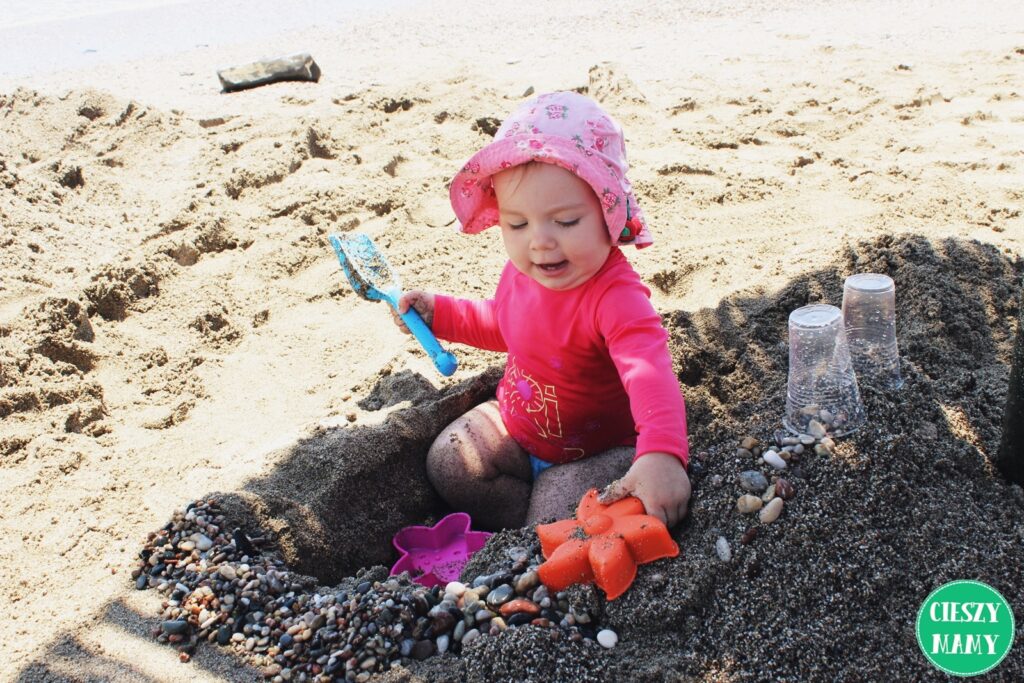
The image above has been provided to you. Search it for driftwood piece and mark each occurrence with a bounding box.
[217,53,321,93]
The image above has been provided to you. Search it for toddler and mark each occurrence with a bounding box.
[395,91,690,530]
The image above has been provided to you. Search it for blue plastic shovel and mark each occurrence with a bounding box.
[329,233,458,376]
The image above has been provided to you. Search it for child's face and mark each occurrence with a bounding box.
[493,163,611,291]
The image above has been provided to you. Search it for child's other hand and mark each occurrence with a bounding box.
[599,453,691,527]
[393,290,435,333]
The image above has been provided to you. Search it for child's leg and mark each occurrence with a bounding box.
[426,399,532,530]
[525,447,634,525]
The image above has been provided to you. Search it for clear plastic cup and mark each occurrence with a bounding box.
[784,304,866,437]
[842,273,903,390]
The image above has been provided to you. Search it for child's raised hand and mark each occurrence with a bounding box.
[392,290,436,333]
[599,452,691,527]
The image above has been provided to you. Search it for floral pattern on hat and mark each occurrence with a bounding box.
[448,91,653,248]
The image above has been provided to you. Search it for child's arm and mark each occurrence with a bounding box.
[395,290,507,352]
[594,279,691,525]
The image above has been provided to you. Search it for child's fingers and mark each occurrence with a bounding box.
[598,478,629,504]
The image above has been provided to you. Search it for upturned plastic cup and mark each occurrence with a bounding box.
[842,273,903,390]
[784,304,866,437]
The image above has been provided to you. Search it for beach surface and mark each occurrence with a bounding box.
[1,1,1023,680]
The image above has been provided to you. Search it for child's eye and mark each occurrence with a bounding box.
[508,221,528,229]
[556,219,580,227]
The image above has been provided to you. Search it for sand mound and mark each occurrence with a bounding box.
[126,233,1023,681]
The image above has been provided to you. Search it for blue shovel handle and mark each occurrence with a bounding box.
[394,302,458,376]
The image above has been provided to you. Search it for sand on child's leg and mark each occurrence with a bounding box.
[426,399,532,530]
[525,447,634,526]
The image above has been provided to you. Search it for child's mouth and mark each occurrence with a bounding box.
[536,260,568,274]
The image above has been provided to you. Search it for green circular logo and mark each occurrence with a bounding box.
[917,580,1015,676]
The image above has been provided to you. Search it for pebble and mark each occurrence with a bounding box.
[411,639,434,660]
[807,420,827,438]
[500,599,540,618]
[763,450,786,470]
[445,581,467,598]
[799,434,816,446]
[738,470,769,493]
[775,478,796,500]
[710,474,723,487]
[485,584,514,608]
[739,436,758,451]
[736,447,753,459]
[781,436,800,446]
[740,527,758,545]
[161,620,189,635]
[135,499,595,677]
[715,537,732,562]
[597,629,619,648]
[736,495,763,513]
[814,443,832,456]
[514,571,539,595]
[760,483,777,503]
[759,497,784,524]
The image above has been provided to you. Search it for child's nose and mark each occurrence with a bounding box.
[529,225,557,250]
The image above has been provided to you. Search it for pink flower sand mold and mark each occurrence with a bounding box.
[390,513,492,588]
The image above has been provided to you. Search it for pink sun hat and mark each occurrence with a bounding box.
[449,91,653,248]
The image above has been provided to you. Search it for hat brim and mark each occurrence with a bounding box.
[449,134,651,248]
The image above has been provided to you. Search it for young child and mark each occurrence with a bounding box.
[395,91,690,530]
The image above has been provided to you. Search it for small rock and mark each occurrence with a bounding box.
[485,584,514,608]
[436,634,450,654]
[515,570,539,595]
[219,565,236,581]
[819,409,834,424]
[462,628,480,645]
[814,443,832,456]
[736,495,763,513]
[807,420,827,439]
[738,470,768,493]
[759,497,784,524]
[710,474,723,487]
[736,447,753,459]
[161,620,189,636]
[775,478,796,500]
[739,436,758,451]
[507,612,533,626]
[193,534,213,552]
[411,639,434,660]
[445,581,467,598]
[763,450,786,470]
[500,599,541,618]
[740,527,758,544]
[799,434,816,446]
[597,629,619,648]
[715,536,732,562]
[781,436,800,446]
[761,483,777,503]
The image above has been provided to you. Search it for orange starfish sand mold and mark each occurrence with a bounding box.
[536,489,680,600]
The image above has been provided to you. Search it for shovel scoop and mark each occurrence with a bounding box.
[329,232,458,376]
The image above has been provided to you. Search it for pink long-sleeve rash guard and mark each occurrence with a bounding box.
[432,248,689,468]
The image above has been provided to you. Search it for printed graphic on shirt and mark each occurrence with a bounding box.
[501,357,587,461]
[504,357,563,439]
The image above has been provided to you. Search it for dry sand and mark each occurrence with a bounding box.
[2,0,1024,680]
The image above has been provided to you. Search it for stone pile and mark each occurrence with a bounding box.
[712,420,839,561]
[134,500,611,681]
